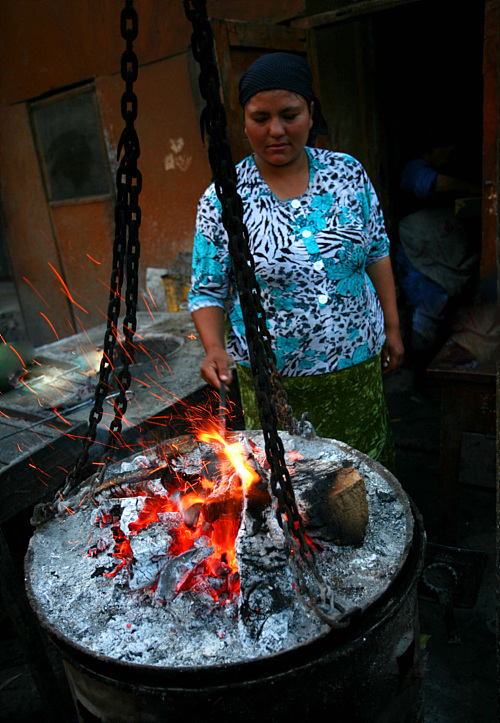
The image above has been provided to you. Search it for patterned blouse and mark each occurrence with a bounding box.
[188,148,389,376]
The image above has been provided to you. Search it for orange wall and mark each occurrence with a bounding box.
[0,103,75,344]
[50,201,116,332]
[96,53,214,275]
[0,0,306,346]
[0,0,305,106]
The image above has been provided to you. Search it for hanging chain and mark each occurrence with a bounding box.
[35,0,142,514]
[184,0,356,628]
[105,0,142,454]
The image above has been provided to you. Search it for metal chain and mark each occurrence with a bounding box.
[52,0,141,501]
[105,0,142,454]
[184,0,355,628]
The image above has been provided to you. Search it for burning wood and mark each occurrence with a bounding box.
[155,543,215,602]
[92,434,199,497]
[85,429,270,606]
[128,524,173,590]
[27,431,413,668]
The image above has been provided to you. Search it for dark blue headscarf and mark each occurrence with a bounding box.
[238,52,327,146]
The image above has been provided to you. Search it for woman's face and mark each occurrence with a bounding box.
[244,89,313,170]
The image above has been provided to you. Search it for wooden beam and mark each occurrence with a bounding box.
[292,0,424,28]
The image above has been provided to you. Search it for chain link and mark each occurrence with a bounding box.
[184,0,357,628]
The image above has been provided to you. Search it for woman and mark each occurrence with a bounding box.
[188,52,403,472]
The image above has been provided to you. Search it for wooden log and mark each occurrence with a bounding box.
[321,466,369,547]
[292,459,369,547]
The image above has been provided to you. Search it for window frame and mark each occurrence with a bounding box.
[29,83,114,207]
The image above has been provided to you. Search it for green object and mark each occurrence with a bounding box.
[0,342,34,392]
[419,634,431,650]
[236,351,396,474]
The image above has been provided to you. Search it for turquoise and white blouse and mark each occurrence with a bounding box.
[188,148,389,376]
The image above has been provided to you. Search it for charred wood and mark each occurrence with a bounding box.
[292,459,369,547]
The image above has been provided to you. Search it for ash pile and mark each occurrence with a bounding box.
[26,431,413,668]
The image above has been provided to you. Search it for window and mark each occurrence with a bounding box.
[31,87,112,203]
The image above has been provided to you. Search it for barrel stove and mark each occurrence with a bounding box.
[25,432,426,723]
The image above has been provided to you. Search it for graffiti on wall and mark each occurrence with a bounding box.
[164,138,192,172]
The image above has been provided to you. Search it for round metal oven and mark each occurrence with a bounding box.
[25,436,426,723]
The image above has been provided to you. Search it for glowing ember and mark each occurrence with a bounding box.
[90,425,264,604]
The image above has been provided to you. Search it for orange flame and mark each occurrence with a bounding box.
[96,416,262,603]
[197,426,260,493]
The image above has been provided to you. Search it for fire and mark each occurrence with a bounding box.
[91,420,264,605]
[197,426,260,492]
[14,268,264,605]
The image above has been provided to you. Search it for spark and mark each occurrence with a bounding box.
[66,252,86,271]
[147,392,165,402]
[50,389,74,404]
[141,292,156,322]
[139,418,169,428]
[19,379,38,395]
[80,344,96,376]
[38,227,52,243]
[142,372,178,400]
[29,430,55,449]
[48,262,89,314]
[147,286,159,311]
[52,429,115,447]
[28,463,54,479]
[131,376,150,387]
[76,321,93,346]
[86,254,101,265]
[52,409,73,426]
[97,277,125,301]
[22,276,51,309]
[8,345,28,369]
[126,393,142,410]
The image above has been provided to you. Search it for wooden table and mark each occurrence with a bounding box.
[427,340,497,546]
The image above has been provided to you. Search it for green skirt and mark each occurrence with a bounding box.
[236,352,396,474]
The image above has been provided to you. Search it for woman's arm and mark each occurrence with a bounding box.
[191,305,233,389]
[366,256,404,375]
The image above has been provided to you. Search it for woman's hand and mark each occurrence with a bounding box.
[381,326,404,375]
[200,346,233,389]
[366,257,404,375]
[191,305,233,390]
